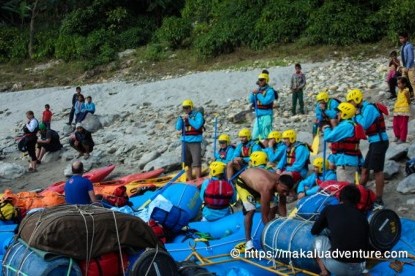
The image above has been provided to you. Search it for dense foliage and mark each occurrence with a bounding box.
[0,0,414,65]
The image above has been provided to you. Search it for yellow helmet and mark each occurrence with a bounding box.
[238,128,251,140]
[267,131,281,142]
[0,201,17,220]
[346,89,363,104]
[218,134,231,144]
[182,99,193,109]
[258,73,269,83]
[337,102,356,120]
[313,157,329,174]
[209,161,226,177]
[250,151,268,167]
[316,91,329,103]
[282,129,297,143]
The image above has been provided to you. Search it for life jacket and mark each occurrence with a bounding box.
[79,251,129,276]
[286,142,310,167]
[218,145,235,159]
[0,200,17,221]
[184,111,204,136]
[331,121,366,156]
[23,118,39,136]
[364,103,388,137]
[241,141,253,157]
[204,180,234,209]
[106,186,129,207]
[318,181,376,212]
[148,219,167,244]
[256,88,274,110]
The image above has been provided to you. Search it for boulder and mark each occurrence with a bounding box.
[98,114,119,127]
[82,113,102,133]
[386,144,408,161]
[0,162,26,180]
[397,174,415,194]
[408,144,415,160]
[41,150,62,163]
[137,151,161,170]
[383,160,400,180]
[228,110,253,124]
[62,124,74,136]
[143,150,181,172]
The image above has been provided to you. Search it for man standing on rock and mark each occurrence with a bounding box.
[347,89,389,209]
[176,99,204,180]
[68,86,83,125]
[322,102,365,183]
[290,63,306,115]
[399,32,415,97]
[249,72,275,141]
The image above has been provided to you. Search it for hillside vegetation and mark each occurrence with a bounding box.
[0,0,414,88]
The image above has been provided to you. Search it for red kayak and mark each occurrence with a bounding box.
[115,168,164,184]
[40,164,116,195]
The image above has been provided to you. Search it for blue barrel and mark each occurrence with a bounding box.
[159,183,202,219]
[2,241,82,276]
[296,193,339,220]
[261,218,319,273]
[0,224,17,255]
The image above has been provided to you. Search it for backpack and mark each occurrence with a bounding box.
[204,180,234,209]
[17,137,28,152]
[372,102,389,116]
[106,186,129,207]
[272,88,279,101]
[79,251,129,276]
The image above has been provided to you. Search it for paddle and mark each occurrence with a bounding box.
[311,128,319,156]
[253,93,262,140]
[213,116,218,159]
[179,119,188,182]
[137,169,186,210]
[322,140,327,180]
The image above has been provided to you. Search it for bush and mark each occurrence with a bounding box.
[194,23,237,59]
[379,0,415,40]
[32,29,59,60]
[155,16,192,49]
[0,27,21,62]
[60,7,99,36]
[304,0,379,45]
[181,0,217,23]
[55,35,85,61]
[250,0,311,49]
[118,17,157,49]
[144,43,168,61]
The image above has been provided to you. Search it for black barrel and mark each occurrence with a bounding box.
[368,209,401,251]
[128,248,178,276]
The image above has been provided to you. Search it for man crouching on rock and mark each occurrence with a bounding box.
[235,168,294,251]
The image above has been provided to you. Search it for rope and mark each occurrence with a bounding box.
[144,244,159,276]
[112,210,126,276]
[66,258,73,276]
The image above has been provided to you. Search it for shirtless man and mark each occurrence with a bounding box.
[235,168,294,250]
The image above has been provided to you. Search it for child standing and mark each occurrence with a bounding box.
[42,104,52,129]
[393,77,412,144]
[290,63,306,115]
[387,51,401,99]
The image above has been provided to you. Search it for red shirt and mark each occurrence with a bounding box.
[42,110,52,122]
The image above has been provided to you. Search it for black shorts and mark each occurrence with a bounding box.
[363,141,389,172]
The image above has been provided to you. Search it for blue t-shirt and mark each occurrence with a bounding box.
[64,175,94,204]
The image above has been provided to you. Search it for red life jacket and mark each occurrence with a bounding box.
[148,219,166,243]
[218,145,235,159]
[204,180,234,209]
[106,186,129,207]
[184,112,204,136]
[331,121,366,156]
[365,103,388,137]
[241,142,254,157]
[286,142,310,167]
[256,89,274,110]
[80,251,129,276]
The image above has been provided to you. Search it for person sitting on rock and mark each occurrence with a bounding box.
[297,157,337,199]
[323,102,366,183]
[226,128,262,180]
[64,161,98,205]
[311,184,368,276]
[36,122,63,163]
[235,168,294,251]
[264,130,285,168]
[175,99,204,180]
[85,96,96,115]
[200,161,235,222]
[70,123,94,160]
[214,134,235,164]
[276,129,310,187]
[314,91,340,135]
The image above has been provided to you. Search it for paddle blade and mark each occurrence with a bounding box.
[311,131,319,156]
[355,171,360,185]
[288,207,298,218]
[178,165,188,182]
